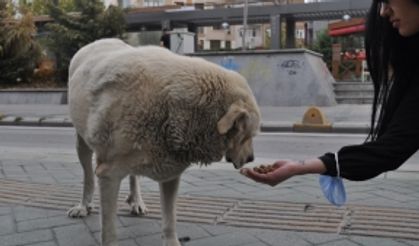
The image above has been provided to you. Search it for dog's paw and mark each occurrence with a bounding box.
[103,242,118,246]
[67,204,92,218]
[103,241,118,246]
[163,238,182,246]
[126,195,148,216]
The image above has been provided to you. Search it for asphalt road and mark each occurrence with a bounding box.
[0,125,367,163]
[0,126,363,154]
[1,126,418,173]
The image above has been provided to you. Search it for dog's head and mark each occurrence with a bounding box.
[217,100,260,169]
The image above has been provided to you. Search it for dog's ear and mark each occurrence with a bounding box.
[217,101,248,135]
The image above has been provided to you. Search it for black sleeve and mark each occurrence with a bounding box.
[319,83,419,181]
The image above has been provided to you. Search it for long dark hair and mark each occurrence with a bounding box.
[365,0,419,140]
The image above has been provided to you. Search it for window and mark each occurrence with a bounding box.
[225,41,231,50]
[144,0,164,7]
[210,40,221,50]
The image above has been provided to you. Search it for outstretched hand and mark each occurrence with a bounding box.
[239,160,302,186]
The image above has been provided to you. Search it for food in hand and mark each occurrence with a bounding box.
[253,164,275,174]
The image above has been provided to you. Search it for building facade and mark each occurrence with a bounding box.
[106,0,315,51]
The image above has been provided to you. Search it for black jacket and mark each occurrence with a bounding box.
[319,82,419,181]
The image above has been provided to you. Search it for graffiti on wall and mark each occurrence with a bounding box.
[220,56,239,71]
[279,59,304,76]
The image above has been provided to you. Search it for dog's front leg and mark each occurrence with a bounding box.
[159,176,181,246]
[98,172,123,246]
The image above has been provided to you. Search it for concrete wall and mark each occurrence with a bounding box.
[0,89,67,104]
[192,49,336,106]
[0,50,336,106]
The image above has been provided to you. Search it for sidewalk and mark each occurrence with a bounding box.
[1,103,419,246]
[0,104,373,134]
[0,154,418,246]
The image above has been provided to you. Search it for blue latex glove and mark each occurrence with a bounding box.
[319,174,346,207]
[319,152,347,207]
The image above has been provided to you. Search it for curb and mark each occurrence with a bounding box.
[0,117,370,134]
[261,121,369,134]
[0,116,73,127]
[331,122,370,134]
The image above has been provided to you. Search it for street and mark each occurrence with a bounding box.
[0,125,363,162]
[1,126,418,172]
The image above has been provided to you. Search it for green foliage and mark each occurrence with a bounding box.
[19,0,77,15]
[19,0,49,15]
[0,1,41,84]
[46,0,126,81]
[312,29,333,70]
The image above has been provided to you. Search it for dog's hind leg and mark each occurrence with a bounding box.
[159,176,181,246]
[126,175,148,216]
[68,134,94,218]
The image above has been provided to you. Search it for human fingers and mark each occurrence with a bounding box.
[241,168,281,186]
[240,168,273,184]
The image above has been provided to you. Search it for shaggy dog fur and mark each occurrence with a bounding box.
[67,38,261,246]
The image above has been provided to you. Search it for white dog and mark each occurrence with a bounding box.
[67,38,261,246]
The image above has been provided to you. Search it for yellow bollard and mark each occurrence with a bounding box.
[293,106,332,132]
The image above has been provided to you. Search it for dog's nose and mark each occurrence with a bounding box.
[226,157,232,162]
[247,155,254,163]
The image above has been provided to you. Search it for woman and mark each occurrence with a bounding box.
[241,0,419,186]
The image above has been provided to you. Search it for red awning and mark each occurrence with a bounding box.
[329,24,365,37]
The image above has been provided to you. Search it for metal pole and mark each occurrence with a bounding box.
[242,0,248,50]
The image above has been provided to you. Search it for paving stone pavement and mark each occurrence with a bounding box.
[0,157,419,246]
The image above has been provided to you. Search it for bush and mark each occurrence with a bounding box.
[0,2,41,84]
[312,30,332,70]
[46,0,126,82]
